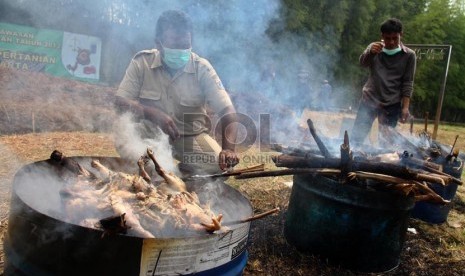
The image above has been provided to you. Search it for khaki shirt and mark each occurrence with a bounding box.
[117,49,233,135]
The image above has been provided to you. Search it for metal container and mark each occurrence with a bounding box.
[411,155,463,224]
[284,174,415,273]
[4,157,252,276]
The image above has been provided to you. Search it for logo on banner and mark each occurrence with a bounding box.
[62,32,100,79]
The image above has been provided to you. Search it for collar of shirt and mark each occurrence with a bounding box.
[399,43,409,53]
[150,49,196,74]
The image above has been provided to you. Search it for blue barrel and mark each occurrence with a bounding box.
[195,251,248,276]
[284,174,415,273]
[411,156,463,224]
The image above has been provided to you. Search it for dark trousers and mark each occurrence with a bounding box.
[351,101,401,144]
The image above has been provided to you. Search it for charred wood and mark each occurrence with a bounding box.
[412,181,451,205]
[98,213,130,238]
[340,131,353,180]
[306,118,332,158]
[400,152,442,171]
[234,168,340,179]
[184,164,265,181]
[347,171,449,204]
[446,135,459,161]
[49,149,93,177]
[272,154,461,185]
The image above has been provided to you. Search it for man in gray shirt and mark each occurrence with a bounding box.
[351,18,416,144]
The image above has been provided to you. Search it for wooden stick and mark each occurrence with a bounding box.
[412,162,462,185]
[234,168,341,179]
[412,181,450,204]
[401,155,442,171]
[448,134,459,157]
[347,171,409,185]
[410,116,414,135]
[415,173,447,186]
[340,131,352,179]
[236,164,266,173]
[50,150,93,177]
[348,171,445,187]
[32,111,35,133]
[273,154,462,186]
[306,118,332,158]
[424,112,429,132]
[347,171,449,204]
[223,207,280,226]
[184,164,265,181]
[271,144,321,157]
[387,183,416,196]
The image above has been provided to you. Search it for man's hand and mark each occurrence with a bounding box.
[400,107,410,124]
[115,96,180,140]
[218,149,239,171]
[400,97,411,124]
[145,107,180,140]
[158,114,180,140]
[370,41,384,54]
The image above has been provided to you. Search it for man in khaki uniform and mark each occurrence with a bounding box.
[115,10,239,174]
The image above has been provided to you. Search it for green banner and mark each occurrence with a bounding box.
[0,22,102,81]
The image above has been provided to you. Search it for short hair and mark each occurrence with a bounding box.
[155,10,193,42]
[380,18,403,34]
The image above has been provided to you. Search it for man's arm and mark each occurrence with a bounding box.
[217,105,239,171]
[360,42,383,67]
[399,51,416,124]
[194,57,239,170]
[219,105,237,151]
[400,96,410,123]
[115,95,180,140]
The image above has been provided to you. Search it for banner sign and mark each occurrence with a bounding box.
[0,22,101,81]
[407,44,450,61]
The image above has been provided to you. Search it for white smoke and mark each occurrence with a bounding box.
[0,143,22,219]
[2,0,343,144]
[112,112,179,174]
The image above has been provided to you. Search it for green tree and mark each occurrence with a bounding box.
[406,0,465,121]
[440,1,465,121]
[336,0,376,107]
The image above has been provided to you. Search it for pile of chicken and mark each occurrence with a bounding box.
[60,148,223,238]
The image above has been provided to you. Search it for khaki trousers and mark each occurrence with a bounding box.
[171,132,222,175]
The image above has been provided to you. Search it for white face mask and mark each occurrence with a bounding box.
[382,46,402,55]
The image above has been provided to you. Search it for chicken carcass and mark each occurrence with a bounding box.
[60,148,223,238]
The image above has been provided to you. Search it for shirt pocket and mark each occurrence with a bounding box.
[179,89,204,107]
[140,88,162,101]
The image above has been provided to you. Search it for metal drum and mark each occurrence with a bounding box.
[411,154,464,224]
[4,157,252,276]
[284,174,414,273]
